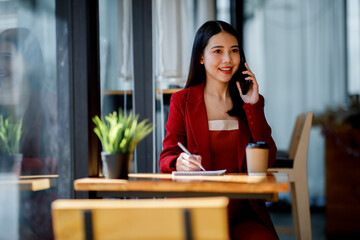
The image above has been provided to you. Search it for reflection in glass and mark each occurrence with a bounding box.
[0,0,61,239]
[0,28,58,176]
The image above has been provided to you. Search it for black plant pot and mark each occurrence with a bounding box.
[101,152,133,179]
[0,153,23,176]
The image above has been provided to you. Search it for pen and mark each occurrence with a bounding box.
[177,142,206,171]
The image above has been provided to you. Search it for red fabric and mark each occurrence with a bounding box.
[21,157,57,175]
[159,82,277,172]
[159,82,278,238]
[230,220,279,240]
[209,129,239,172]
[210,130,277,239]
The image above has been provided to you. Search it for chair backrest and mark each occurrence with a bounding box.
[287,113,306,160]
[293,112,313,170]
[52,197,229,240]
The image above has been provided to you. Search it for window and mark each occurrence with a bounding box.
[0,0,71,238]
[347,0,360,97]
[99,0,133,117]
[97,0,224,174]
[98,0,154,172]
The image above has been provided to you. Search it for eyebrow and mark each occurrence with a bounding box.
[211,45,239,49]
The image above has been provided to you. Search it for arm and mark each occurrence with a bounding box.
[236,63,277,168]
[159,91,203,173]
[159,92,186,173]
[243,95,277,167]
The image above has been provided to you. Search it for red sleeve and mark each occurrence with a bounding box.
[243,95,277,167]
[159,91,187,173]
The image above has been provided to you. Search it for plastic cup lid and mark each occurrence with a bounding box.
[246,141,269,149]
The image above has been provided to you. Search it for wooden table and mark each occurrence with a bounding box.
[19,175,58,191]
[74,173,289,199]
[0,174,58,191]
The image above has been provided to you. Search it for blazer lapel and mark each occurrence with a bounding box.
[185,83,211,170]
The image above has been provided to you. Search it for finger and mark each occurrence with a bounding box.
[194,155,202,163]
[245,76,256,82]
[236,81,244,97]
[183,153,204,170]
[245,62,251,71]
[181,159,201,171]
[247,76,259,86]
[181,153,201,166]
[244,63,256,77]
[242,70,254,77]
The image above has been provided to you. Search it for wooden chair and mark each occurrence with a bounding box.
[273,113,307,167]
[52,197,229,240]
[269,112,313,239]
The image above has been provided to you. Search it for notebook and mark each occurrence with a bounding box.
[172,169,226,176]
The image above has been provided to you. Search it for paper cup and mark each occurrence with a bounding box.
[246,142,269,176]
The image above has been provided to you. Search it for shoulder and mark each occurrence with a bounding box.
[168,88,189,114]
[171,87,189,101]
[170,83,204,106]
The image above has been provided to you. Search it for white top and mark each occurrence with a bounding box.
[208,120,239,131]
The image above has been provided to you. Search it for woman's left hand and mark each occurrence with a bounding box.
[236,62,259,104]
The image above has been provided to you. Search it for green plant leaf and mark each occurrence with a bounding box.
[92,108,153,154]
[0,115,23,155]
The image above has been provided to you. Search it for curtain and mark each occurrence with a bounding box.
[244,0,347,205]
[99,0,133,91]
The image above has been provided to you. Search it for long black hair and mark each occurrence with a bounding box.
[185,20,246,118]
[0,28,45,88]
[0,28,50,160]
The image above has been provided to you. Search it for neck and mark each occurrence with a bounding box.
[204,80,229,101]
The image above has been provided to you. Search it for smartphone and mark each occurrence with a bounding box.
[235,62,250,95]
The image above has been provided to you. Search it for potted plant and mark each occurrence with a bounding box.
[0,115,23,175]
[92,109,153,179]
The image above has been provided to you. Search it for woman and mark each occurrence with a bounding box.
[0,28,57,175]
[159,20,278,239]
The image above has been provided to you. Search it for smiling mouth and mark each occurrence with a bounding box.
[219,67,232,74]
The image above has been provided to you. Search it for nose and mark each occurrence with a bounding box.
[222,52,232,63]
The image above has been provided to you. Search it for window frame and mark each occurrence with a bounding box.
[56,0,101,199]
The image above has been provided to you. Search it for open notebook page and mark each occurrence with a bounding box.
[172,169,226,176]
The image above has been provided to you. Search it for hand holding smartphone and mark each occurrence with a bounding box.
[234,61,250,95]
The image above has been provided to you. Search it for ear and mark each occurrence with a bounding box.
[200,57,204,64]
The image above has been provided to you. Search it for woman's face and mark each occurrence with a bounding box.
[200,31,240,84]
[0,40,25,89]
[0,40,27,105]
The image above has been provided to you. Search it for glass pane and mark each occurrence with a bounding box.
[153,0,219,172]
[0,0,69,239]
[98,0,134,171]
[98,0,135,170]
[347,0,360,96]
[153,0,196,172]
[216,0,231,23]
[99,0,133,117]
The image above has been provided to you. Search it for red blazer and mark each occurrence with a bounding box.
[159,82,278,236]
[159,82,277,172]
